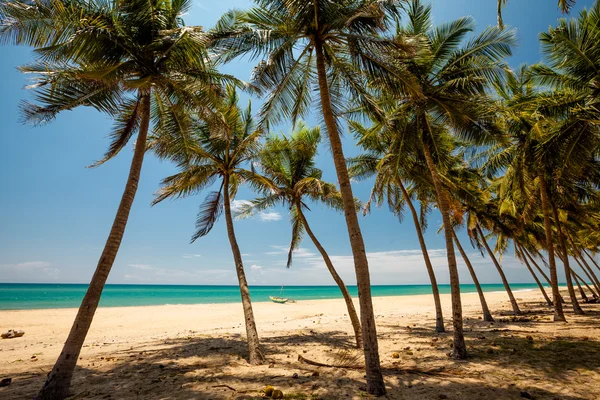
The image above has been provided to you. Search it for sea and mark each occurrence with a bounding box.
[0,283,546,310]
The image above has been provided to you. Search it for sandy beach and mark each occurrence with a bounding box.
[1,289,599,399]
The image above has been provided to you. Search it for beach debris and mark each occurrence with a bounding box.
[392,352,400,358]
[271,389,284,399]
[520,391,533,399]
[311,371,319,377]
[1,330,25,339]
[292,373,299,379]
[262,386,275,396]
[406,351,414,356]
[526,335,534,343]
[0,378,12,387]
[212,384,236,392]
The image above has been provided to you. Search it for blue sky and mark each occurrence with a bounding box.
[0,0,595,286]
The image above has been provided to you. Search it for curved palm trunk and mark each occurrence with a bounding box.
[516,243,553,307]
[453,230,494,322]
[223,174,264,365]
[36,94,151,400]
[583,249,600,273]
[526,249,567,304]
[421,141,467,359]
[577,256,600,293]
[476,225,522,315]
[296,207,363,348]
[572,256,600,297]
[571,267,599,298]
[398,180,445,332]
[523,248,551,283]
[497,0,504,27]
[313,38,384,395]
[558,252,593,304]
[569,240,600,293]
[571,271,588,302]
[539,174,566,321]
[551,204,584,314]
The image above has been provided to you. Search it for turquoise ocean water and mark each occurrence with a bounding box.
[0,283,545,310]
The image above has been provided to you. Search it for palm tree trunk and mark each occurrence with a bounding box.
[296,206,363,348]
[583,249,600,273]
[497,0,504,27]
[539,173,566,321]
[523,248,551,284]
[223,174,264,365]
[570,271,588,302]
[476,225,522,315]
[572,255,600,297]
[398,180,445,332]
[421,140,467,359]
[527,249,567,304]
[577,256,600,293]
[569,238,600,293]
[551,204,584,314]
[452,230,494,322]
[516,243,553,307]
[571,267,599,298]
[313,37,384,395]
[36,94,151,400]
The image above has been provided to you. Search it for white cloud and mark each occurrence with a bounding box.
[265,245,316,258]
[231,199,282,222]
[258,212,282,222]
[231,199,253,214]
[128,264,154,270]
[251,264,262,271]
[182,254,202,259]
[13,261,51,268]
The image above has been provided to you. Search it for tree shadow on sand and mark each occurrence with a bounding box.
[3,327,598,400]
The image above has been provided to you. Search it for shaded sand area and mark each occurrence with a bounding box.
[1,290,599,399]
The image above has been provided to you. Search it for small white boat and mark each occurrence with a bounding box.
[269,295,288,304]
[270,285,292,304]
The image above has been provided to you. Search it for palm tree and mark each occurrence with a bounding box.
[152,87,268,365]
[348,115,446,333]
[514,243,553,306]
[487,65,570,320]
[239,123,363,347]
[210,1,409,392]
[473,222,522,315]
[551,205,584,313]
[0,1,227,398]
[452,229,495,321]
[371,0,516,358]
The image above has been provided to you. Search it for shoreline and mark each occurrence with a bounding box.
[0,282,553,311]
[0,288,544,312]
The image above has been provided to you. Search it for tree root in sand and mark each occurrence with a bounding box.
[297,354,451,376]
[212,384,237,391]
